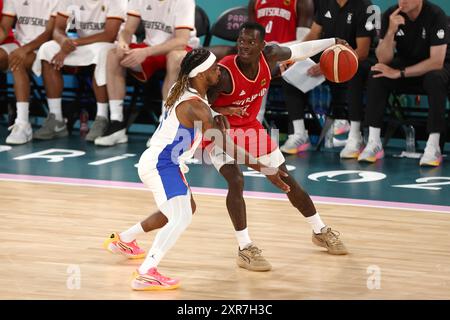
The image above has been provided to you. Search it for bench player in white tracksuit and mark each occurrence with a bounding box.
[32,0,127,141]
[1,0,58,145]
[103,48,290,290]
[95,0,200,147]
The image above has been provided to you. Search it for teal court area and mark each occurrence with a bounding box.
[0,125,449,212]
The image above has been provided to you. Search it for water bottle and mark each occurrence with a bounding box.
[79,109,89,138]
[405,125,415,153]
[325,121,334,148]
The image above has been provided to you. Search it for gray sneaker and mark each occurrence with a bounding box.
[86,116,108,142]
[33,113,68,140]
[237,243,272,271]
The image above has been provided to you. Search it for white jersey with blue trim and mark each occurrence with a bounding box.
[146,88,208,171]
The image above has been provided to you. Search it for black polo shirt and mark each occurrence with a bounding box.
[380,1,450,66]
[314,0,375,50]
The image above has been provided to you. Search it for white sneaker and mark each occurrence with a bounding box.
[280,133,310,154]
[94,121,128,146]
[420,145,442,167]
[358,140,384,163]
[146,136,152,148]
[6,122,32,145]
[340,134,363,159]
[333,119,350,136]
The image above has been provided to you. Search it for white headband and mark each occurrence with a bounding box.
[188,52,217,78]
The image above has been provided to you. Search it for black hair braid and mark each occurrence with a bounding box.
[165,48,211,110]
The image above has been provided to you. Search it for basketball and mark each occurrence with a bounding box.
[319,44,359,83]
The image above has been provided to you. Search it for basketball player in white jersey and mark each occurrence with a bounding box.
[104,48,289,290]
[94,0,200,147]
[31,0,126,141]
[0,0,58,145]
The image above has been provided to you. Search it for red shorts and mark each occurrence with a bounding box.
[229,121,278,158]
[203,121,278,158]
[128,43,192,82]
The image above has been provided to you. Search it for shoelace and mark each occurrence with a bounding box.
[324,229,342,246]
[150,269,171,282]
[247,246,263,257]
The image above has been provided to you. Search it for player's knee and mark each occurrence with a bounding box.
[107,48,123,65]
[227,172,244,190]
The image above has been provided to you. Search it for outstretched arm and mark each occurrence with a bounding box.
[187,101,290,192]
[263,38,339,71]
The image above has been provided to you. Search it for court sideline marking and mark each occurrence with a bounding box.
[0,173,449,214]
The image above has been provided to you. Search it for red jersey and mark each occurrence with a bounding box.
[253,0,297,43]
[214,54,271,128]
[0,0,16,45]
[213,54,277,157]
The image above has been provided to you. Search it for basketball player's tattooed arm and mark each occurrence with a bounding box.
[187,100,290,192]
[263,43,293,73]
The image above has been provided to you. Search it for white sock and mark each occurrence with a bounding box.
[96,102,109,119]
[349,121,361,140]
[47,98,62,121]
[16,102,29,124]
[138,249,162,274]
[305,213,326,234]
[368,126,381,145]
[119,222,145,243]
[109,100,124,122]
[426,133,440,149]
[292,119,306,136]
[235,228,252,250]
[138,195,192,275]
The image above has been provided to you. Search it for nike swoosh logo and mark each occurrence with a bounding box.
[54,126,66,132]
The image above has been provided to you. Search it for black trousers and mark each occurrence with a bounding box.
[365,60,450,133]
[282,59,372,134]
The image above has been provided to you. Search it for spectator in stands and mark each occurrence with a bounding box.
[248,0,315,123]
[0,0,57,145]
[358,0,449,167]
[279,0,375,155]
[94,0,200,147]
[32,0,126,141]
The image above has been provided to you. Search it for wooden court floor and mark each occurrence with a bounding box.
[1,180,450,300]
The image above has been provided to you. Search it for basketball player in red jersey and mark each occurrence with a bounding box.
[206,22,349,271]
[104,22,349,274]
[249,0,314,44]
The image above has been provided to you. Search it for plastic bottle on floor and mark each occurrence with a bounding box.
[80,109,89,139]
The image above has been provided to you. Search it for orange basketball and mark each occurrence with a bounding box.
[320,44,359,83]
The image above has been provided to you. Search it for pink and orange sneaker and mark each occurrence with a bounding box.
[103,232,146,259]
[131,268,180,291]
